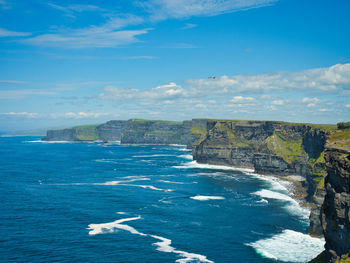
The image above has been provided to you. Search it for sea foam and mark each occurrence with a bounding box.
[190,195,225,201]
[88,215,213,263]
[173,161,254,173]
[246,229,325,262]
[253,189,309,219]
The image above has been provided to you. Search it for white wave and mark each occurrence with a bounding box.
[179,148,192,152]
[26,140,74,143]
[190,195,225,201]
[178,154,193,160]
[169,144,187,147]
[256,199,268,204]
[126,184,173,192]
[253,189,309,219]
[133,154,175,158]
[151,235,214,263]
[116,212,127,215]
[173,161,254,173]
[246,229,325,263]
[95,159,119,164]
[247,172,290,192]
[88,216,213,263]
[95,178,150,185]
[87,216,144,236]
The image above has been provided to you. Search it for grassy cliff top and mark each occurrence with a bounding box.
[73,124,99,129]
[327,129,350,151]
[129,119,183,125]
[206,119,337,131]
[73,124,99,141]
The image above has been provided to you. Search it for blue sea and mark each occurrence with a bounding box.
[0,137,324,263]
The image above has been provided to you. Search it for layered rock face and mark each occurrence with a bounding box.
[320,125,350,262]
[97,120,126,142]
[120,120,184,144]
[193,120,331,236]
[44,128,77,141]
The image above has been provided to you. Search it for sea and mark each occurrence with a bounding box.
[0,136,325,263]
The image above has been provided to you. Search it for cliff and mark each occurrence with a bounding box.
[43,124,99,141]
[42,119,208,147]
[97,120,126,142]
[319,126,350,262]
[192,120,335,236]
[120,119,184,144]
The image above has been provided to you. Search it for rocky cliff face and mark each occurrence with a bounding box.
[319,125,350,262]
[192,120,332,236]
[97,120,126,142]
[120,119,184,144]
[44,128,78,141]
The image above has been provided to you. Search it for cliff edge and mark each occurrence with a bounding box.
[320,123,350,262]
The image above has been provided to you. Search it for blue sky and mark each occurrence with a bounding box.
[0,0,349,132]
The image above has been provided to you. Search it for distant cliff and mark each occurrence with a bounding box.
[192,120,335,236]
[42,119,207,148]
[43,124,100,141]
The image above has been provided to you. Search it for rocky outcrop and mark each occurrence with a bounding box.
[192,120,332,236]
[320,127,350,262]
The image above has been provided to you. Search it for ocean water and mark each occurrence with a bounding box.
[0,137,324,263]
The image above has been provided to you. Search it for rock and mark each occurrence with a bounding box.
[321,147,350,262]
[97,120,126,142]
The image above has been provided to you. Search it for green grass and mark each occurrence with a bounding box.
[215,123,256,148]
[130,119,183,125]
[191,126,208,146]
[263,132,307,164]
[313,177,325,189]
[73,124,99,141]
[327,129,350,151]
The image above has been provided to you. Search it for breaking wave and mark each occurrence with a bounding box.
[246,229,325,262]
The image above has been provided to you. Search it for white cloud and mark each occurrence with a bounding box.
[302,97,320,108]
[96,63,348,122]
[319,109,329,112]
[48,3,106,13]
[0,89,56,99]
[63,112,108,118]
[187,64,350,93]
[181,23,197,30]
[100,82,186,101]
[0,28,31,37]
[0,112,39,118]
[137,0,278,20]
[23,15,149,48]
[271,99,284,105]
[346,104,350,108]
[302,97,320,103]
[307,103,316,108]
[231,96,255,103]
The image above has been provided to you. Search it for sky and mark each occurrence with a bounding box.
[0,0,349,132]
